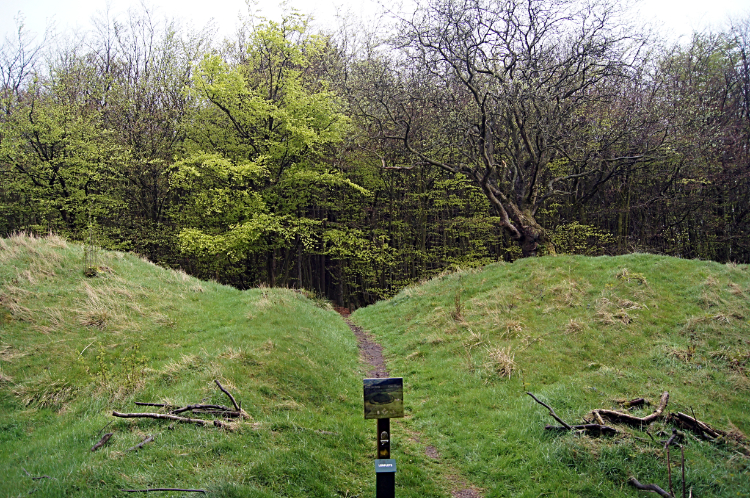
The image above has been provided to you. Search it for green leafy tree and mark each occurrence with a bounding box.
[174,15,363,288]
[0,62,121,236]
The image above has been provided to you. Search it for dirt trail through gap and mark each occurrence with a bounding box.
[339,311,482,498]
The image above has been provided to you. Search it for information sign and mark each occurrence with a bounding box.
[363,378,404,419]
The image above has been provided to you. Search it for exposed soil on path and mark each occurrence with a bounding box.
[338,310,483,498]
[342,316,389,378]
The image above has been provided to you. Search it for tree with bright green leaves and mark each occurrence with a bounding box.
[173,14,367,289]
[0,58,122,236]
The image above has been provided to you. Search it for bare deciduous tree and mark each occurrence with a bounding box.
[353,0,663,256]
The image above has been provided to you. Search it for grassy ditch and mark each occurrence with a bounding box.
[352,254,750,497]
[0,233,434,497]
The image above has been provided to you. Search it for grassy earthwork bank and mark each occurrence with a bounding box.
[352,254,750,497]
[0,233,411,497]
[2,234,749,497]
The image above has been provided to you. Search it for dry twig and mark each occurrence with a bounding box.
[126,435,155,452]
[669,412,724,440]
[21,467,56,481]
[214,379,240,411]
[628,477,673,497]
[591,392,669,427]
[91,432,113,452]
[527,392,617,435]
[121,488,206,494]
[112,411,233,430]
[526,392,572,429]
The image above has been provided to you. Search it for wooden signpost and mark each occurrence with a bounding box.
[364,378,404,498]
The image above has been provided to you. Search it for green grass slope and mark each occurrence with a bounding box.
[0,234,379,497]
[352,254,750,497]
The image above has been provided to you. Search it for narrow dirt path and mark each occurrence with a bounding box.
[339,311,483,498]
[343,317,389,378]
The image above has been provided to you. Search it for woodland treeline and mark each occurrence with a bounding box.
[1,0,749,307]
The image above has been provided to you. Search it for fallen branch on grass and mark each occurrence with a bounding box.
[121,381,247,430]
[616,398,647,409]
[134,382,248,419]
[132,403,244,418]
[121,488,206,494]
[526,392,617,436]
[526,392,572,429]
[126,435,155,451]
[214,379,240,411]
[668,412,725,440]
[91,432,113,452]
[170,404,241,418]
[112,411,233,430]
[590,392,669,427]
[628,477,673,497]
[21,467,56,481]
[96,420,113,436]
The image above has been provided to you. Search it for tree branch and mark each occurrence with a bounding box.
[127,435,155,452]
[112,411,233,430]
[526,392,572,430]
[590,392,669,427]
[627,477,674,497]
[214,379,240,411]
[91,432,114,452]
[121,488,206,494]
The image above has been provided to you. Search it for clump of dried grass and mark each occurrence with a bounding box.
[595,298,634,325]
[682,313,738,333]
[0,344,26,362]
[160,354,201,378]
[405,350,424,361]
[666,344,697,363]
[500,319,524,339]
[703,276,720,287]
[219,347,244,360]
[728,372,750,392]
[152,312,176,327]
[549,279,591,307]
[565,319,585,334]
[0,370,13,384]
[487,346,516,379]
[79,303,113,329]
[425,333,445,345]
[37,307,67,330]
[616,298,646,310]
[76,282,127,329]
[45,234,68,248]
[0,292,34,323]
[698,290,721,309]
[615,268,648,285]
[462,330,487,360]
[14,378,77,409]
[728,283,745,296]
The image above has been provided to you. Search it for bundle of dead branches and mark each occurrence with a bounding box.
[526,391,748,498]
[113,380,249,431]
